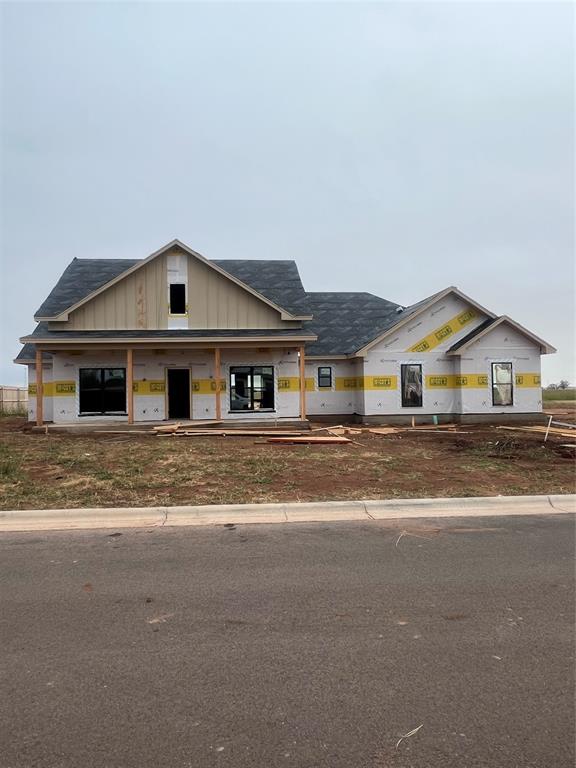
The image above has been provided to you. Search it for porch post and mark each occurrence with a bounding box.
[214,347,222,420]
[299,345,306,420]
[127,349,134,424]
[35,347,43,427]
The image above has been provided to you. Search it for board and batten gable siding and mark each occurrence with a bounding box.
[53,254,168,331]
[49,248,295,331]
[185,254,293,330]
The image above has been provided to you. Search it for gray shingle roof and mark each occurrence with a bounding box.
[212,260,310,316]
[35,259,139,318]
[25,253,438,361]
[35,257,310,319]
[22,323,316,342]
[14,344,52,363]
[302,292,403,356]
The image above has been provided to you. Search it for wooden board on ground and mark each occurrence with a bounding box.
[498,426,576,438]
[158,429,305,438]
[266,436,351,445]
[369,427,399,435]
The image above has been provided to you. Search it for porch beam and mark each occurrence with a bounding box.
[299,345,306,420]
[214,347,222,420]
[127,349,134,424]
[35,348,43,427]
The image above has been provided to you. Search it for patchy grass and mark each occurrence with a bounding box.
[0,420,574,510]
[543,389,576,401]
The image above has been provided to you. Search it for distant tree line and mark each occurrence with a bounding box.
[546,381,572,390]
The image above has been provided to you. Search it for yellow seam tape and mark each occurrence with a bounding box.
[409,308,477,352]
[278,377,315,391]
[29,381,76,396]
[514,373,541,387]
[28,373,542,398]
[362,376,398,390]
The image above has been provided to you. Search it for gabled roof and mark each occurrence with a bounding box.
[352,286,497,356]
[446,315,556,355]
[35,240,312,321]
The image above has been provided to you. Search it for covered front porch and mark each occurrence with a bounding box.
[29,340,310,427]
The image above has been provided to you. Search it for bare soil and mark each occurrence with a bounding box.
[0,417,574,509]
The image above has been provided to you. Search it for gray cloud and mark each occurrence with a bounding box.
[1,1,573,384]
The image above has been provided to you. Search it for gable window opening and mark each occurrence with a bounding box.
[79,368,126,415]
[491,362,513,406]
[230,366,274,411]
[169,283,187,315]
[318,366,333,388]
[401,363,423,408]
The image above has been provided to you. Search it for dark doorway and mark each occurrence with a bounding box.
[167,369,190,419]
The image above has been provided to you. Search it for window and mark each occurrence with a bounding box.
[318,366,332,388]
[169,283,186,314]
[230,366,274,411]
[79,368,126,415]
[401,364,423,407]
[491,363,513,406]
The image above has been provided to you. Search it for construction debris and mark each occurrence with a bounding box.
[497,425,576,439]
[266,436,352,445]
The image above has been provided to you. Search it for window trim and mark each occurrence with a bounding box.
[400,363,423,408]
[78,367,127,416]
[169,283,187,316]
[491,362,514,407]
[317,366,333,389]
[229,365,276,413]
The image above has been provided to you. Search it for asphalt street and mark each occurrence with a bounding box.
[0,514,574,768]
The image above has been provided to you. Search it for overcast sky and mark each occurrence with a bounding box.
[1,1,574,386]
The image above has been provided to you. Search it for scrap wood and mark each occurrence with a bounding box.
[498,426,576,438]
[266,435,352,445]
[310,425,363,436]
[95,430,155,435]
[369,427,399,435]
[158,429,304,437]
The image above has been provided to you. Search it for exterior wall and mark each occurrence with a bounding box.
[27,363,54,422]
[305,359,363,416]
[456,325,542,414]
[33,348,306,423]
[51,247,295,331]
[358,292,490,416]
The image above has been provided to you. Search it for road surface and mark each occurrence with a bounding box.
[1,514,574,767]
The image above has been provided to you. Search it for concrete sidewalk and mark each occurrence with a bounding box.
[0,494,574,532]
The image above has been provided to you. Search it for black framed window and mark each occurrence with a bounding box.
[230,366,274,411]
[491,363,513,406]
[401,364,423,407]
[318,366,332,388]
[169,283,186,314]
[79,368,126,415]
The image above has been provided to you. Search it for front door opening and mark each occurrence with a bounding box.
[167,369,190,419]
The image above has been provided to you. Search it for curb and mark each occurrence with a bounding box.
[0,495,574,532]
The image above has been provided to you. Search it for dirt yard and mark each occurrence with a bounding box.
[0,415,574,510]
